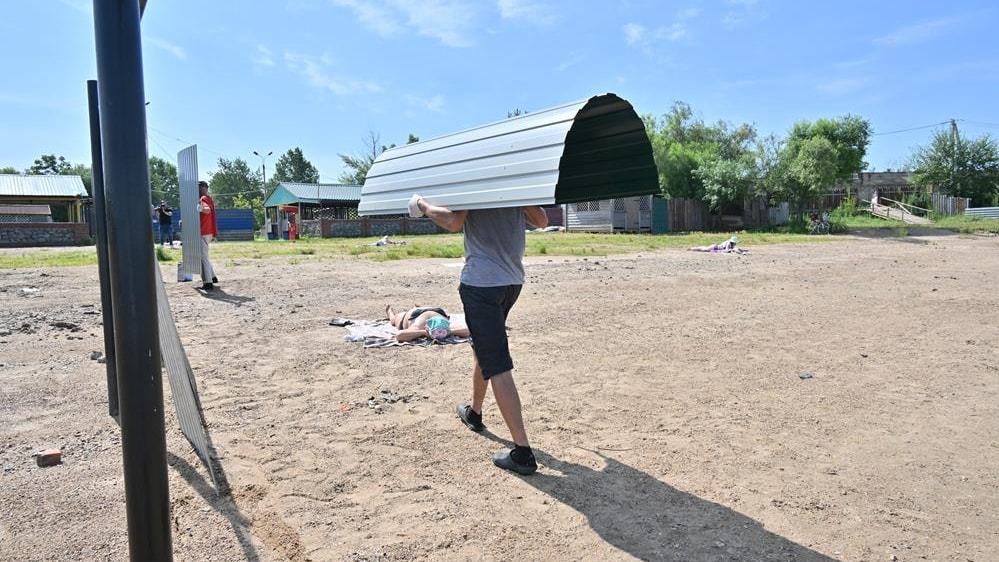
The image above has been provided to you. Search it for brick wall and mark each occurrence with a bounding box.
[0,223,91,247]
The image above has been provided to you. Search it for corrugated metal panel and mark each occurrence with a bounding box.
[265,183,362,207]
[177,146,202,277]
[965,207,999,219]
[155,264,224,491]
[215,208,254,230]
[359,93,658,216]
[0,174,88,197]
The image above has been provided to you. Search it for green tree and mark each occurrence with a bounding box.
[643,102,756,199]
[23,155,94,195]
[26,154,72,175]
[1,166,18,174]
[776,115,871,228]
[272,147,320,184]
[337,132,419,185]
[787,115,872,188]
[232,192,265,228]
[65,163,93,196]
[753,133,788,203]
[781,136,840,228]
[696,155,756,211]
[909,129,999,207]
[148,156,179,207]
[208,157,262,209]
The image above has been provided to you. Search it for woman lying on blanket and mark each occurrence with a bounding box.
[689,236,746,254]
[385,305,471,342]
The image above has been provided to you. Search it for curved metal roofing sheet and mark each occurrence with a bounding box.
[359,93,658,216]
[0,175,88,198]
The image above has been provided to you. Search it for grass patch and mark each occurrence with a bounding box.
[0,248,98,268]
[11,225,985,270]
[155,246,174,262]
[931,214,999,234]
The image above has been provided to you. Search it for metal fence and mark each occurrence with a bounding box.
[965,207,999,219]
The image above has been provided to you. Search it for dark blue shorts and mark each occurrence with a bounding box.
[459,283,522,379]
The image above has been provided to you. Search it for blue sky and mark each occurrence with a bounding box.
[3,0,998,182]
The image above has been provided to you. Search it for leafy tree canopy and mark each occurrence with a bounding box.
[208,157,262,209]
[23,154,93,196]
[148,156,179,207]
[643,101,757,199]
[272,147,320,184]
[786,115,871,183]
[1,166,18,174]
[696,155,757,211]
[908,129,999,207]
[26,154,72,175]
[781,135,840,228]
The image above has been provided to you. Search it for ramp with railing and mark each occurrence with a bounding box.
[868,197,933,225]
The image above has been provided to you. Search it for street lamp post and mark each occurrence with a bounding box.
[253,150,272,235]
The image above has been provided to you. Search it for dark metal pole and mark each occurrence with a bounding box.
[92,1,173,560]
[87,79,120,422]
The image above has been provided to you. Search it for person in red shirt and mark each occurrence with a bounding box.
[197,180,219,291]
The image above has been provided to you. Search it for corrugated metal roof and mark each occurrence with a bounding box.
[264,183,362,207]
[359,93,659,216]
[0,174,88,198]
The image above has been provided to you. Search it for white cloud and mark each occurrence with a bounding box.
[833,57,874,70]
[253,45,275,67]
[623,22,686,49]
[623,22,646,45]
[874,17,960,47]
[815,77,867,96]
[284,51,383,95]
[147,37,187,60]
[329,0,478,47]
[59,0,89,14]
[721,0,767,29]
[497,0,557,25]
[405,94,447,113]
[657,23,688,41]
[555,55,584,72]
[677,7,700,19]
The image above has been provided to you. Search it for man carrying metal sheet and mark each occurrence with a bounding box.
[197,181,219,291]
[409,194,548,475]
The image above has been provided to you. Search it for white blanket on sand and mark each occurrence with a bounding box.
[343,314,471,348]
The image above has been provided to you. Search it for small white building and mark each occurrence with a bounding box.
[565,195,653,233]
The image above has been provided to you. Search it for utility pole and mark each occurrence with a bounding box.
[950,119,959,192]
[254,150,272,233]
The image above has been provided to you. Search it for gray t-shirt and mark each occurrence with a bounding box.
[460,207,526,287]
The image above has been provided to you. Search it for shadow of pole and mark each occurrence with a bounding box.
[166,452,260,562]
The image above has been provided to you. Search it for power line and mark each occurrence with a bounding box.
[872,121,951,136]
[963,120,999,129]
[147,127,226,158]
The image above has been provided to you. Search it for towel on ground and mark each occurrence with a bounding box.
[342,314,471,348]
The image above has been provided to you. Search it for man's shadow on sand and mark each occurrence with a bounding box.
[195,286,254,306]
[480,433,834,561]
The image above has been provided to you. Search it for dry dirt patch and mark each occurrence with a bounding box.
[1,233,997,561]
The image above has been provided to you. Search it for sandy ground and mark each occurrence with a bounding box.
[1,231,998,562]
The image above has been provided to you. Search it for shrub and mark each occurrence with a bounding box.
[155,246,173,262]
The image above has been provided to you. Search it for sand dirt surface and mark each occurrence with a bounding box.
[1,232,997,561]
